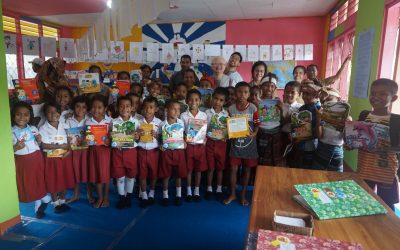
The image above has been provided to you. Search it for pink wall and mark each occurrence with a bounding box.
[226,17,326,97]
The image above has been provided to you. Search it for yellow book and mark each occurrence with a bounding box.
[47,149,68,158]
[140,124,154,143]
[227,116,249,139]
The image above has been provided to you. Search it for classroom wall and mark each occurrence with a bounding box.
[0,0,21,234]
[344,0,386,170]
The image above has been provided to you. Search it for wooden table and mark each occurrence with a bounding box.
[248,166,400,250]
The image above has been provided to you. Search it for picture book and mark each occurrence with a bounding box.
[258,99,281,128]
[130,69,142,83]
[290,110,312,141]
[79,73,101,94]
[157,95,168,109]
[294,180,386,220]
[321,101,351,132]
[227,116,249,139]
[161,122,185,149]
[256,229,363,250]
[186,119,207,144]
[66,126,88,150]
[13,127,35,143]
[198,88,213,110]
[178,101,189,114]
[47,149,69,158]
[45,134,69,158]
[344,121,389,150]
[140,123,154,143]
[13,79,40,102]
[207,113,228,140]
[111,121,136,148]
[86,124,108,146]
[115,80,131,96]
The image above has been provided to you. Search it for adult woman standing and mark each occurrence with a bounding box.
[37,58,68,102]
[249,61,267,87]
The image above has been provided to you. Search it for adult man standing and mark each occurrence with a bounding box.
[169,55,199,91]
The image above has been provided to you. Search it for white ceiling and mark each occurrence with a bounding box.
[33,13,103,27]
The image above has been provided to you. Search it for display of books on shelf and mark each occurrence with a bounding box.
[321,101,351,132]
[86,124,108,146]
[207,113,228,140]
[258,99,281,128]
[111,120,136,148]
[227,116,249,139]
[186,119,207,144]
[290,110,312,141]
[140,123,154,143]
[256,229,363,250]
[344,121,389,150]
[161,122,184,149]
[293,180,386,220]
[13,79,40,102]
[79,73,101,94]
[66,126,88,150]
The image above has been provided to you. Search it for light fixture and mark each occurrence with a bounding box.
[169,0,178,9]
[107,0,112,8]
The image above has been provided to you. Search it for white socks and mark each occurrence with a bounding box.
[187,186,192,196]
[163,190,168,199]
[149,189,155,198]
[194,187,200,196]
[216,185,222,193]
[176,187,181,197]
[34,200,41,212]
[207,186,213,192]
[117,176,135,195]
[117,177,126,195]
[141,191,148,200]
[51,200,60,207]
[41,195,51,203]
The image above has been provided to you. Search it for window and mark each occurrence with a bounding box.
[329,0,359,31]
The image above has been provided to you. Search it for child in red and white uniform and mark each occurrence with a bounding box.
[55,86,74,123]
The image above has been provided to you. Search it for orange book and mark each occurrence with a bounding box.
[115,80,131,96]
[16,78,40,101]
[86,125,108,146]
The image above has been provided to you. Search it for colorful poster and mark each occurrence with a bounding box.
[86,125,108,146]
[291,110,312,141]
[192,44,205,61]
[59,38,76,59]
[79,73,101,94]
[129,42,143,62]
[198,88,213,110]
[259,45,271,61]
[258,99,281,128]
[344,121,389,150]
[321,101,351,132]
[247,45,259,62]
[22,35,39,56]
[294,180,387,220]
[227,116,249,139]
[40,37,57,57]
[161,122,185,149]
[283,45,294,60]
[295,44,304,61]
[66,126,88,150]
[207,113,228,140]
[186,119,207,144]
[111,120,136,148]
[140,124,154,143]
[266,61,295,89]
[234,45,247,62]
[222,45,234,62]
[14,79,40,102]
[177,44,191,59]
[146,42,160,62]
[205,44,221,57]
[4,33,17,54]
[110,41,126,61]
[161,43,175,63]
[304,44,314,61]
[271,45,283,61]
[115,80,131,96]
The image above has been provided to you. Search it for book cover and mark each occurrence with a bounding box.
[47,149,69,158]
[198,88,213,110]
[291,110,312,141]
[161,122,185,149]
[140,123,154,143]
[14,127,35,143]
[344,121,389,150]
[111,121,136,148]
[256,229,363,250]
[294,180,387,220]
[227,116,249,139]
[86,124,108,146]
[14,79,40,102]
[130,70,142,83]
[207,113,228,140]
[79,73,101,94]
[115,80,131,96]
[186,119,207,144]
[321,101,351,132]
[258,99,281,127]
[157,95,168,109]
[66,126,88,150]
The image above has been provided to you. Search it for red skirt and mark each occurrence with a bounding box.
[88,146,111,184]
[72,149,88,183]
[44,152,75,193]
[15,151,47,202]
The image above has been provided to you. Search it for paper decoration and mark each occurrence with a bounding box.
[110,41,126,61]
[234,45,247,62]
[59,38,76,59]
[227,116,249,139]
[222,45,234,62]
[22,35,39,56]
[291,110,312,141]
[177,44,191,59]
[86,125,108,146]
[192,44,205,61]
[76,37,89,61]
[4,33,17,54]
[79,73,101,94]
[129,42,143,62]
[93,41,109,61]
[295,44,304,61]
[161,43,175,63]
[304,44,313,60]
[146,42,160,62]
[247,45,259,62]
[111,120,137,148]
[259,45,271,61]
[40,37,57,57]
[283,45,294,60]
[205,44,221,57]
[161,122,185,149]
[66,127,88,150]
[271,45,283,61]
[353,29,374,99]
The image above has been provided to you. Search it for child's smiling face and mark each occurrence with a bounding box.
[14,107,30,128]
[236,86,250,104]
[369,84,397,110]
[187,93,201,111]
[56,90,71,109]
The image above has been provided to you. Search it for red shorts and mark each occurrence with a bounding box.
[72,149,88,183]
[206,140,227,171]
[111,148,138,178]
[138,148,159,180]
[230,157,258,168]
[44,152,75,193]
[15,151,46,202]
[186,144,207,172]
[88,146,111,184]
[159,149,187,178]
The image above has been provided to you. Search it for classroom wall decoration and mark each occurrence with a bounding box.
[4,33,17,54]
[59,38,76,59]
[129,42,143,62]
[40,37,57,57]
[22,35,39,56]
[266,61,295,89]
[110,41,126,62]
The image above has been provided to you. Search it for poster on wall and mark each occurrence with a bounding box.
[304,44,314,60]
[22,35,39,56]
[76,37,89,61]
[4,33,17,54]
[192,44,205,61]
[247,45,259,62]
[353,29,374,99]
[283,45,294,60]
[271,45,283,61]
[177,43,191,59]
[234,45,247,62]
[41,37,57,57]
[161,43,175,63]
[93,41,109,62]
[110,41,126,62]
[129,42,143,62]
[222,45,234,62]
[259,45,270,61]
[295,44,304,61]
[146,42,160,62]
[59,38,76,59]
[265,61,295,89]
[205,44,221,56]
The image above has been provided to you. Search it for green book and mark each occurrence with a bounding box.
[294,180,387,220]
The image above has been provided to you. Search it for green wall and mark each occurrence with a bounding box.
[345,0,386,169]
[0,0,20,225]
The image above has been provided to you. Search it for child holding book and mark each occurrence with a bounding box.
[354,79,400,210]
[180,89,208,202]
[175,82,189,113]
[64,96,89,203]
[126,93,144,120]
[224,82,260,206]
[159,100,187,206]
[85,95,112,208]
[39,101,74,213]
[55,86,74,123]
[110,96,140,209]
[137,96,162,207]
[12,101,51,218]
[205,87,230,201]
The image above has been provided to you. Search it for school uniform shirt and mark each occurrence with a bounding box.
[205,108,229,140]
[180,110,208,145]
[84,115,112,126]
[227,70,243,83]
[110,116,140,148]
[282,101,302,133]
[178,99,189,114]
[39,121,68,152]
[60,109,73,124]
[12,125,41,155]
[160,118,185,149]
[357,114,398,184]
[228,103,260,159]
[133,113,144,121]
[64,115,89,129]
[138,117,162,150]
